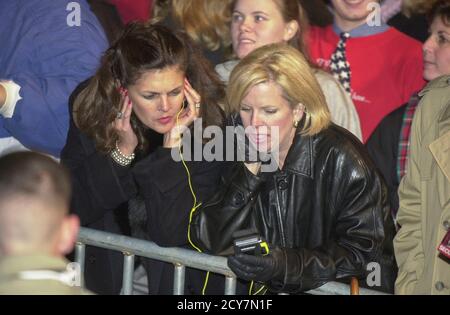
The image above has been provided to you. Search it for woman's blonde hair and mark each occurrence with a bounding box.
[227,44,330,136]
[152,0,233,52]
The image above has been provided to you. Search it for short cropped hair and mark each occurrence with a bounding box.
[227,44,331,136]
[0,152,71,207]
[0,152,72,254]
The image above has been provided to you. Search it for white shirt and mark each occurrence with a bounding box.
[0,80,28,156]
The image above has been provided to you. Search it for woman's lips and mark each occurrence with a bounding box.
[343,0,365,6]
[158,116,173,125]
[248,133,269,144]
[237,37,255,47]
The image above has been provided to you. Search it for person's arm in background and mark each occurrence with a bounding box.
[0,0,108,157]
[393,103,425,295]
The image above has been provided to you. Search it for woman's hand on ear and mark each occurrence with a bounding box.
[163,79,201,148]
[113,92,138,155]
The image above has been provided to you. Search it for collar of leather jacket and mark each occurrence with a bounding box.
[282,132,315,179]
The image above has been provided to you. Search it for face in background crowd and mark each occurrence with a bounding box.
[127,66,186,135]
[231,0,299,59]
[423,15,450,81]
[330,0,381,32]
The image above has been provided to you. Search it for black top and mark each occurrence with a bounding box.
[366,103,408,217]
[388,13,429,43]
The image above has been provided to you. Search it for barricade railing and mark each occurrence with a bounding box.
[75,227,389,295]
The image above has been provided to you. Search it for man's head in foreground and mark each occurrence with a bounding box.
[0,152,79,258]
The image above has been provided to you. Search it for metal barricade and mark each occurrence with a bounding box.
[75,227,389,295]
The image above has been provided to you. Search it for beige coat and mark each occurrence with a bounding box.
[394,75,450,295]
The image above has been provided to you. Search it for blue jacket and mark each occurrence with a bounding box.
[0,0,107,156]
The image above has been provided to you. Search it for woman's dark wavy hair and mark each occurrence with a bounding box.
[428,0,450,26]
[74,22,227,153]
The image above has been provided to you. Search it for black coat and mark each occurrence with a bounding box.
[366,104,408,218]
[128,147,229,294]
[61,83,226,294]
[191,125,397,294]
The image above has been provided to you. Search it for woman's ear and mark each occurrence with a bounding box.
[294,103,305,121]
[283,20,299,42]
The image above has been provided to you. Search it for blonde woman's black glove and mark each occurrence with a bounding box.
[227,247,286,283]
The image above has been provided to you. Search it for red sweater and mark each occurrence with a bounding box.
[107,0,152,24]
[308,26,425,142]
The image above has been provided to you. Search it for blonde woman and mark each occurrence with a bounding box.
[152,0,233,65]
[191,44,395,294]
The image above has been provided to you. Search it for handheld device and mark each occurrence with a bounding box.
[233,229,269,256]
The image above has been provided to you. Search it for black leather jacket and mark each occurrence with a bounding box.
[191,125,395,293]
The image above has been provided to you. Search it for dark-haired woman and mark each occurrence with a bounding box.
[61,22,227,294]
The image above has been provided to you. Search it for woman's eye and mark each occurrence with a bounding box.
[143,94,156,100]
[255,15,267,22]
[438,35,450,44]
[240,107,251,112]
[264,109,277,114]
[169,90,181,97]
[232,13,243,23]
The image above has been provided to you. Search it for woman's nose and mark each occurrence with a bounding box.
[251,113,262,126]
[423,35,436,55]
[239,16,252,33]
[158,95,170,112]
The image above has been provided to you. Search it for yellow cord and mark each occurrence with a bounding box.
[253,284,266,295]
[175,104,209,294]
[249,281,254,295]
[249,281,266,295]
[201,271,210,295]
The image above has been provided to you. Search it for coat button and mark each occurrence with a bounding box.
[277,179,288,190]
[233,192,245,206]
[435,281,446,291]
[444,220,450,231]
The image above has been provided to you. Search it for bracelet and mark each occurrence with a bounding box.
[110,142,135,167]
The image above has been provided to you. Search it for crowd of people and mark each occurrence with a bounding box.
[0,0,448,295]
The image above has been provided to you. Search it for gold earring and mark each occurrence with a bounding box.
[293,120,299,128]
